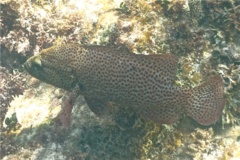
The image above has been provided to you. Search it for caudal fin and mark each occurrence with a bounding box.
[185,75,225,125]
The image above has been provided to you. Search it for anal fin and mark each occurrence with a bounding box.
[84,97,116,117]
[135,103,181,125]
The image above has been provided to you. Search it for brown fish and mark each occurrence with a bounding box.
[24,43,225,126]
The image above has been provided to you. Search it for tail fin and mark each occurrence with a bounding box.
[185,75,225,125]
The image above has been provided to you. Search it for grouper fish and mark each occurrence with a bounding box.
[24,43,225,126]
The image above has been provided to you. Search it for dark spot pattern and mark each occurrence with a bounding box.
[184,75,225,125]
[24,43,225,125]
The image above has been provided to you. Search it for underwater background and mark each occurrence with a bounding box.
[0,0,240,159]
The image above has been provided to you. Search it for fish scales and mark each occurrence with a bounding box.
[24,43,225,125]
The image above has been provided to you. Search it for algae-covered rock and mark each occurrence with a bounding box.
[1,0,240,159]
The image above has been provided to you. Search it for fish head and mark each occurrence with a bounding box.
[24,45,78,90]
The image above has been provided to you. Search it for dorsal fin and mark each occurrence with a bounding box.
[81,45,133,55]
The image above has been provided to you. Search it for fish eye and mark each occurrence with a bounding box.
[32,61,43,71]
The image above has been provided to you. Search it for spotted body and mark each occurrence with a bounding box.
[24,43,225,125]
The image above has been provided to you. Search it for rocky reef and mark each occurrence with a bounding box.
[0,0,240,159]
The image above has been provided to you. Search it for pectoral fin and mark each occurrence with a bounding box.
[54,85,80,128]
